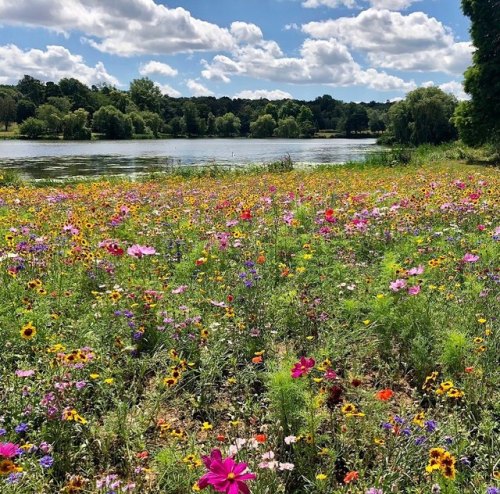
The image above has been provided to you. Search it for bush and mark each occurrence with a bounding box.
[267,153,295,172]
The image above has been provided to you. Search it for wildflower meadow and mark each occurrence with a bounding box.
[0,161,498,493]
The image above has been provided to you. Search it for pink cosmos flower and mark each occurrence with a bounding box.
[15,369,35,377]
[291,356,315,378]
[127,244,156,258]
[324,369,337,380]
[407,265,424,276]
[0,442,20,458]
[389,279,407,292]
[198,449,256,494]
[408,285,421,296]
[171,285,188,294]
[462,253,479,263]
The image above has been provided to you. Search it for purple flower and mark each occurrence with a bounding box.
[424,420,437,432]
[414,436,426,446]
[487,488,500,494]
[39,455,54,468]
[15,423,28,434]
[366,489,383,494]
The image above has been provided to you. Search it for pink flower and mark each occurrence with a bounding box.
[408,285,421,296]
[127,244,156,258]
[15,369,35,377]
[462,253,479,263]
[171,285,188,294]
[407,265,424,276]
[389,279,407,292]
[198,449,256,494]
[0,442,20,458]
[324,369,337,380]
[291,356,315,378]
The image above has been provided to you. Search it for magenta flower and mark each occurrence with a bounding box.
[198,449,256,494]
[0,442,20,458]
[462,253,479,263]
[389,279,407,292]
[407,265,424,276]
[127,244,156,258]
[291,356,315,378]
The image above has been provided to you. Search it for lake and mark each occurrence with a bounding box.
[0,138,381,179]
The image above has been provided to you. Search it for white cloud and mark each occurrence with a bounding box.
[234,89,293,100]
[155,82,181,98]
[202,37,415,91]
[0,0,235,56]
[0,44,119,86]
[302,0,357,7]
[186,79,214,97]
[284,23,299,31]
[140,61,178,78]
[301,0,418,8]
[302,9,472,75]
[422,80,469,101]
[367,0,418,9]
[230,22,263,44]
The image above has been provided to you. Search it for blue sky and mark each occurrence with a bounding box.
[0,0,472,102]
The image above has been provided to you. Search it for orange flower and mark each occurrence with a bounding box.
[256,255,266,264]
[252,356,263,364]
[343,471,359,484]
[255,434,267,443]
[375,389,394,401]
[464,366,474,373]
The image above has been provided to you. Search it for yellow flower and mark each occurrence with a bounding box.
[20,322,37,340]
[316,473,327,480]
[103,378,114,384]
[89,373,100,379]
[201,422,213,430]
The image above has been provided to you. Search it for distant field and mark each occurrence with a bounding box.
[0,161,498,493]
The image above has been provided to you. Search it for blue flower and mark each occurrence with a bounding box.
[40,455,54,468]
[15,423,29,434]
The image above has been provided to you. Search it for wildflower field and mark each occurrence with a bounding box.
[0,161,498,494]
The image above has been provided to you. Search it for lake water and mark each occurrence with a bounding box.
[0,138,381,179]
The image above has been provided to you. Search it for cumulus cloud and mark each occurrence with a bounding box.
[422,80,470,100]
[234,89,293,100]
[186,79,215,97]
[301,0,418,8]
[201,37,415,91]
[0,44,119,86]
[230,22,263,44]
[155,82,181,98]
[303,9,472,75]
[302,0,357,7]
[139,61,178,78]
[0,0,235,56]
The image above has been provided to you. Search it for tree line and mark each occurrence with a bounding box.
[0,76,392,140]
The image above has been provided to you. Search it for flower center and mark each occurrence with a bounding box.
[227,472,236,481]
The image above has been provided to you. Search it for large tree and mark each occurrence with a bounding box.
[388,88,457,145]
[0,96,17,131]
[454,0,500,148]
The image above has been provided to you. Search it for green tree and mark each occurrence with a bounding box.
[19,117,46,139]
[454,0,500,148]
[388,88,457,145]
[17,75,45,105]
[0,96,17,131]
[16,99,36,123]
[130,78,162,113]
[59,78,95,112]
[129,112,147,135]
[141,111,163,137]
[183,102,201,137]
[250,114,276,138]
[63,109,91,140]
[206,112,216,136]
[278,100,300,120]
[47,97,72,114]
[340,104,369,136]
[368,109,386,133]
[275,117,300,138]
[297,105,316,137]
[36,104,64,136]
[263,103,279,121]
[92,105,133,139]
[215,112,241,137]
[168,116,185,137]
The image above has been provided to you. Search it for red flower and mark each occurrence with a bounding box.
[291,356,315,378]
[325,208,336,223]
[240,209,252,221]
[254,434,267,443]
[375,389,394,401]
[343,471,359,484]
